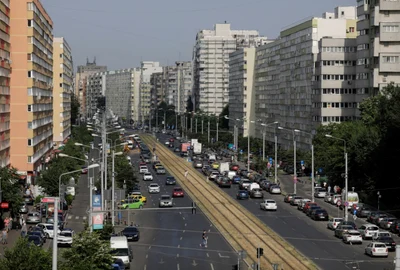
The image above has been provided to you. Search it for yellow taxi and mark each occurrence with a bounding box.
[128,194,147,203]
[211,162,220,169]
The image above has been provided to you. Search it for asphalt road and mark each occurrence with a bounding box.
[154,132,395,270]
[117,143,238,270]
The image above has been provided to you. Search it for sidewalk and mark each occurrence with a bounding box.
[0,226,23,256]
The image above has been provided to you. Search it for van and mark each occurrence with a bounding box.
[249,183,260,191]
[110,236,132,268]
[226,171,236,180]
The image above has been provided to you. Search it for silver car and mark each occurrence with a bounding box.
[250,188,264,198]
[159,195,173,208]
[26,212,41,224]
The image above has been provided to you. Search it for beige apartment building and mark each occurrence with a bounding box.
[53,37,73,146]
[0,0,11,167]
[10,0,53,181]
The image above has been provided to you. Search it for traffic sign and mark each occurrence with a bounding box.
[337,200,342,206]
[345,201,349,207]
[301,160,304,165]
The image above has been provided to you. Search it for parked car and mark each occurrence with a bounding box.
[342,230,362,244]
[335,225,354,239]
[165,176,176,185]
[327,218,343,230]
[36,223,61,239]
[269,185,281,194]
[57,229,74,247]
[27,235,43,247]
[389,220,400,234]
[297,199,311,211]
[373,234,396,251]
[290,196,303,206]
[379,217,397,230]
[365,242,389,257]
[260,199,277,211]
[26,212,41,224]
[310,209,329,221]
[19,203,28,214]
[358,224,379,239]
[284,194,296,203]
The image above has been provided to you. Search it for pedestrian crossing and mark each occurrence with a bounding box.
[67,215,87,220]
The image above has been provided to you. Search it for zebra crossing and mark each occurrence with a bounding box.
[67,215,87,220]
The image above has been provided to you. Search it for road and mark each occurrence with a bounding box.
[115,145,238,270]
[154,132,395,270]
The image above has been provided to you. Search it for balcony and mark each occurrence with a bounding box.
[31,142,52,164]
[379,0,400,10]
[32,129,52,147]
[0,139,10,152]
[32,116,52,130]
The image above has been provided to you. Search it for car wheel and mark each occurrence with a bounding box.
[46,233,49,238]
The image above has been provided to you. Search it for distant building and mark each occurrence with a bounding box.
[192,23,269,115]
[75,58,106,118]
[150,72,165,107]
[254,6,357,149]
[53,37,73,146]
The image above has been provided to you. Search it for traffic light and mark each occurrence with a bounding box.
[256,247,264,258]
[232,264,238,270]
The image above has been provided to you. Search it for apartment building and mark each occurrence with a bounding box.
[228,48,257,137]
[10,0,53,180]
[0,0,10,167]
[75,58,106,119]
[53,37,73,146]
[130,68,141,123]
[192,23,269,115]
[356,0,400,98]
[86,72,105,119]
[254,6,357,149]
[150,71,165,107]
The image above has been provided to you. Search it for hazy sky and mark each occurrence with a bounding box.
[41,0,353,70]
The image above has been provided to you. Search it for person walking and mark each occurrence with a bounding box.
[21,223,27,238]
[200,230,208,248]
[8,217,12,232]
[4,217,9,232]
[184,170,188,179]
[2,228,7,244]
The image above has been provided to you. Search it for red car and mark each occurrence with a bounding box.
[172,187,184,198]
[230,164,239,171]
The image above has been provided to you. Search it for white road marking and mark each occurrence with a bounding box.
[178,244,180,248]
[177,253,179,258]
[153,238,155,240]
[210,263,215,270]
[179,212,182,215]
[146,254,148,259]
[68,215,72,219]
[183,230,185,233]
[148,246,152,250]
[184,223,187,227]
[282,221,287,224]
[206,253,210,257]
[180,236,183,240]
[82,216,87,220]
[177,263,180,270]
[75,216,79,219]
[144,265,147,270]
[182,217,185,220]
[218,253,230,258]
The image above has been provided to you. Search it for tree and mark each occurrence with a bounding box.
[72,126,93,146]
[71,93,80,125]
[0,237,52,270]
[0,167,24,218]
[60,230,114,270]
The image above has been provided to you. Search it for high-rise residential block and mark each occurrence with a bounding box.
[75,58,106,119]
[228,48,258,137]
[356,0,400,97]
[254,6,357,149]
[53,37,73,146]
[0,0,10,167]
[192,23,269,115]
[150,71,165,107]
[10,0,53,180]
[86,72,106,118]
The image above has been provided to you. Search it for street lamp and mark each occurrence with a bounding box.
[377,191,381,212]
[111,151,123,226]
[278,127,300,194]
[325,134,348,221]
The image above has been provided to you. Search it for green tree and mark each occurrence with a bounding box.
[72,126,93,146]
[71,93,80,125]
[0,237,52,270]
[60,230,114,270]
[0,167,24,218]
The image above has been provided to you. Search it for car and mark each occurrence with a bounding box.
[165,176,176,185]
[297,199,311,211]
[26,212,41,224]
[324,193,334,203]
[66,186,76,197]
[230,164,239,171]
[121,226,140,241]
[239,179,251,190]
[174,147,180,152]
[148,183,160,194]
[27,235,43,247]
[130,194,147,203]
[236,190,249,200]
[118,199,144,209]
[57,229,75,247]
[232,175,241,184]
[216,177,232,188]
[269,185,281,194]
[27,231,46,244]
[342,230,362,244]
[209,171,220,181]
[193,160,203,168]
[374,234,396,251]
[159,195,173,207]
[310,209,329,221]
[139,166,148,174]
[358,224,379,239]
[23,194,34,205]
[260,199,277,211]
[36,223,61,239]
[314,188,327,198]
[365,242,389,257]
[143,172,153,181]
[165,141,170,146]
[202,165,211,175]
[290,196,303,206]
[379,217,397,230]
[327,218,343,230]
[250,188,263,198]
[284,194,296,203]
[172,187,184,198]
[335,225,354,239]
[19,203,28,214]
[156,166,166,174]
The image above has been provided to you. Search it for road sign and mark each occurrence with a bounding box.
[345,201,349,207]
[337,200,342,206]
[301,160,304,165]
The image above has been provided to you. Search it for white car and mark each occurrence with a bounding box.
[359,224,379,239]
[342,230,362,244]
[57,229,74,247]
[327,217,343,230]
[66,186,75,197]
[260,199,277,211]
[314,188,327,198]
[365,242,388,257]
[143,172,153,181]
[139,166,148,174]
[270,186,281,194]
[148,183,160,193]
[36,223,61,239]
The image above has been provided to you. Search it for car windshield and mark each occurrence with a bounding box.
[45,225,54,230]
[111,248,129,256]
[161,196,170,200]
[174,188,182,192]
[28,213,39,217]
[167,177,175,180]
[367,227,379,231]
[266,200,275,204]
[380,237,392,240]
[149,184,158,187]
[123,227,138,233]
[375,244,386,248]
[60,232,72,237]
[28,236,40,241]
[348,232,360,236]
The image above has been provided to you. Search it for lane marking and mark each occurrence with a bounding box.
[177,253,179,258]
[75,216,79,219]
[144,265,147,270]
[146,254,148,258]
[148,246,152,250]
[206,253,210,257]
[177,263,180,270]
[68,216,72,220]
[82,216,87,220]
[218,253,230,258]
[183,230,185,233]
[178,244,180,248]
[180,236,183,240]
[184,223,187,227]
[182,217,185,220]
[210,263,215,270]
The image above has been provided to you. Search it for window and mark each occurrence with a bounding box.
[27,54,32,61]
[384,11,390,17]
[383,25,399,32]
[59,83,62,87]
[28,156,32,163]
[28,20,32,27]
[341,11,345,15]
[28,139,32,146]
[59,73,63,78]
[382,56,399,63]
[27,105,31,112]
[28,71,32,78]
[60,54,63,58]
[349,27,355,33]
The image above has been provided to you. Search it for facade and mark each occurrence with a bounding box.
[74,58,106,119]
[356,0,400,98]
[192,23,269,115]
[228,48,257,137]
[130,68,141,123]
[10,0,54,179]
[86,72,106,119]
[0,0,10,167]
[150,71,165,107]
[254,6,357,149]
[53,37,73,145]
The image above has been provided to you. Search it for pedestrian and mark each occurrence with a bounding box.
[328,185,332,194]
[2,229,7,244]
[4,217,9,232]
[8,217,12,231]
[200,230,207,248]
[184,170,188,179]
[21,223,27,238]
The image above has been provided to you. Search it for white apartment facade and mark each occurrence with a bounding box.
[254,7,358,149]
[228,48,257,137]
[164,61,192,112]
[192,23,269,115]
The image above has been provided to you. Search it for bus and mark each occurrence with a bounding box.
[342,191,359,209]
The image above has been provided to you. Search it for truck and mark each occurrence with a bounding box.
[219,162,230,174]
[193,142,202,155]
[191,139,198,146]
[180,143,190,156]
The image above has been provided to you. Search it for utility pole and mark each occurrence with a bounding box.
[164,110,166,131]
[262,129,265,161]
[101,112,106,210]
[216,120,219,142]
[201,117,204,134]
[190,115,193,133]
[274,128,278,184]
[175,113,178,136]
[395,245,400,269]
[207,119,210,144]
[345,150,348,221]
[156,110,159,130]
[293,131,297,194]
[52,197,59,270]
[311,143,315,203]
[195,117,198,134]
[111,150,116,226]
[89,177,93,232]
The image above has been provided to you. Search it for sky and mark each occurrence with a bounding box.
[41,0,353,71]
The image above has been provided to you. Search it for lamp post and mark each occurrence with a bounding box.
[111,150,123,226]
[295,130,315,202]
[278,127,300,194]
[52,197,58,270]
[201,115,204,135]
[325,134,348,221]
[377,191,381,212]
[251,121,278,162]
